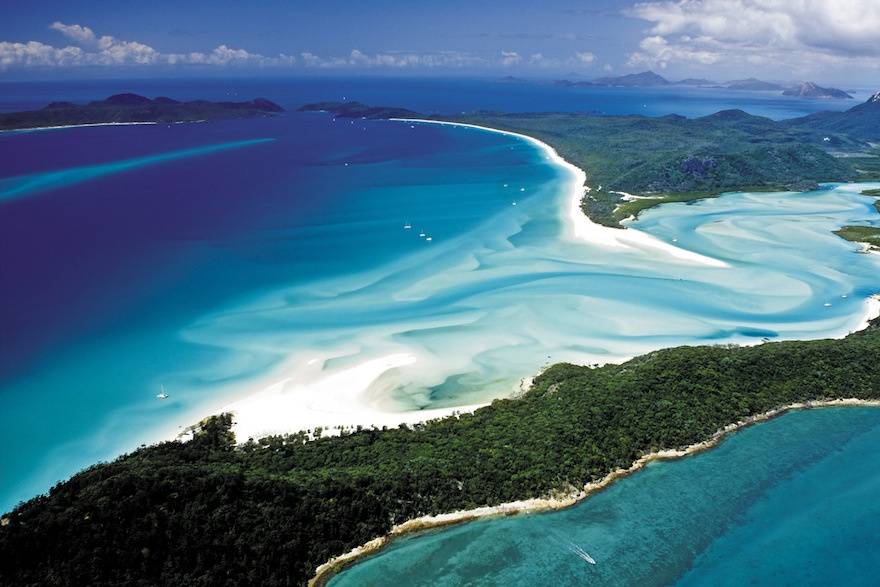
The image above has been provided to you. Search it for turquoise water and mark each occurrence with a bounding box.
[1,113,879,513]
[330,407,880,586]
[1,81,879,513]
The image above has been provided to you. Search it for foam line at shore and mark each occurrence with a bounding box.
[0,121,160,133]
[309,399,880,586]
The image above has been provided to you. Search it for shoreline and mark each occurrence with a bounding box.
[0,121,161,133]
[393,118,730,268]
[216,118,734,444]
[218,118,878,444]
[310,398,880,586]
[219,353,486,443]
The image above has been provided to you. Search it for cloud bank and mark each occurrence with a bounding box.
[0,21,604,73]
[627,0,880,71]
[0,22,295,70]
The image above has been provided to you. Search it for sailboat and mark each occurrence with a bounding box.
[404,222,412,230]
[156,385,169,400]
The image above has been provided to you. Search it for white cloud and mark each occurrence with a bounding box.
[0,41,83,68]
[49,22,96,45]
[575,51,596,64]
[300,49,485,69]
[0,22,295,70]
[628,35,719,68]
[501,50,521,66]
[626,0,880,72]
[5,21,604,73]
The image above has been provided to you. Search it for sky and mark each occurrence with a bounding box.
[1,0,879,84]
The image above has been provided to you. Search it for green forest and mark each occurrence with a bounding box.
[3,318,879,586]
[456,110,875,227]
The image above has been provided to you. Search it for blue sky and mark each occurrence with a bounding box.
[1,0,878,84]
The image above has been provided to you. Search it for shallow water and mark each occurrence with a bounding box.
[329,407,880,587]
[1,80,879,512]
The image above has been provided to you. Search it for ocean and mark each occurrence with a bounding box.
[1,76,878,525]
[329,407,880,586]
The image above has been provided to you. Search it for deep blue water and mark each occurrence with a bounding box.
[331,407,880,587]
[0,77,878,524]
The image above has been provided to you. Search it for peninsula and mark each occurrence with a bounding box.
[0,93,284,131]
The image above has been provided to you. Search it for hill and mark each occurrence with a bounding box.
[0,94,284,131]
[590,70,670,87]
[455,109,861,226]
[785,91,880,140]
[783,82,853,99]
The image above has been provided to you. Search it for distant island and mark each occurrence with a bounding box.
[297,100,419,119]
[550,71,853,100]
[591,70,670,87]
[723,77,787,91]
[0,93,284,131]
[783,82,853,99]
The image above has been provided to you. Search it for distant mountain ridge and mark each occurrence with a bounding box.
[549,72,853,100]
[785,90,880,138]
[0,94,284,131]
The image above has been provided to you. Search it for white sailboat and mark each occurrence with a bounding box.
[156,385,169,400]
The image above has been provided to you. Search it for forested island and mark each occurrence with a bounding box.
[0,93,284,131]
[2,317,879,586]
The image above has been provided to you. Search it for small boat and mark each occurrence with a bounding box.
[425,236,433,242]
[520,187,526,192]
[824,302,832,307]
[569,543,596,565]
[512,201,517,206]
[156,385,169,400]
[419,230,426,237]
[404,223,412,230]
